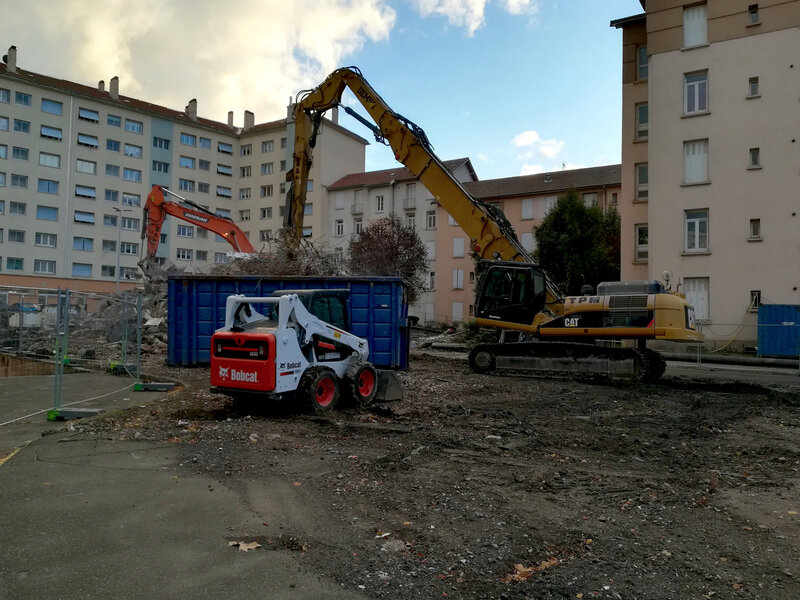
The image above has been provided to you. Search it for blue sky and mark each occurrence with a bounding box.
[1,0,643,180]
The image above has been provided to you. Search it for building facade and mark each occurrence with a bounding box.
[613,1,800,348]
[0,46,366,295]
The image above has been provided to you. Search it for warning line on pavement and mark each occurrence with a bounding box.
[0,441,33,468]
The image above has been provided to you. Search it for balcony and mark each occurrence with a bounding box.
[403,197,416,210]
[351,203,364,215]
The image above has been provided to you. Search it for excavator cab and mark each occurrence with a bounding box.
[475,262,547,326]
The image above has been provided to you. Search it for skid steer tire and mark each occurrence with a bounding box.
[346,362,378,406]
[300,366,340,413]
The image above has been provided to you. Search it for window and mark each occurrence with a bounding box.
[583,193,598,207]
[375,195,384,213]
[634,224,649,261]
[426,210,437,229]
[8,229,25,243]
[0,116,7,130]
[12,146,29,160]
[41,99,63,115]
[77,133,98,147]
[304,203,313,216]
[635,163,648,200]
[10,201,26,214]
[0,172,5,187]
[40,125,63,141]
[121,217,139,230]
[428,271,436,290]
[177,225,194,237]
[260,184,273,198]
[521,232,535,253]
[14,119,31,133]
[240,144,252,156]
[453,237,465,258]
[120,242,139,255]
[34,260,56,275]
[748,4,759,25]
[72,263,92,277]
[216,186,232,198]
[180,133,196,146]
[217,164,232,176]
[74,211,95,224]
[75,185,96,198]
[684,209,709,253]
[240,166,251,178]
[36,206,58,221]
[239,188,251,200]
[216,208,232,219]
[262,140,274,153]
[35,232,57,247]
[748,147,761,168]
[101,265,116,277]
[122,193,141,207]
[106,139,120,152]
[279,160,287,171]
[106,164,120,177]
[635,103,648,140]
[198,182,210,194]
[259,207,272,220]
[259,230,272,242]
[125,119,143,134]
[105,189,119,203]
[103,215,117,227]
[198,159,210,171]
[107,114,121,127]
[179,156,195,169]
[120,267,139,280]
[15,92,31,106]
[749,218,761,239]
[199,137,211,149]
[76,159,97,174]
[280,137,287,149]
[683,3,708,47]
[0,200,3,213]
[218,142,233,155]
[279,182,286,194]
[152,160,170,173]
[684,277,709,322]
[39,152,60,168]
[749,290,761,310]
[636,45,648,79]
[406,212,416,229]
[196,250,207,261]
[684,71,708,114]
[37,179,59,194]
[748,77,759,97]
[176,248,193,261]
[124,143,142,158]
[179,179,195,192]
[0,88,8,102]
[261,162,273,175]
[153,136,170,150]
[684,139,709,184]
[239,209,251,221]
[520,198,534,221]
[354,218,363,235]
[302,226,312,238]
[6,258,23,271]
[334,219,344,236]
[214,252,228,264]
[73,236,94,251]
[0,144,5,159]
[452,269,464,290]
[11,174,28,188]
[123,168,142,182]
[78,107,99,122]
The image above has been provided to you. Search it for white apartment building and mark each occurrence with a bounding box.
[0,46,366,294]
[613,1,800,349]
[326,158,478,324]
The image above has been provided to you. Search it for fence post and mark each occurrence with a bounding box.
[136,293,142,385]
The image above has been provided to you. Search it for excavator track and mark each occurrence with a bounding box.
[468,342,666,382]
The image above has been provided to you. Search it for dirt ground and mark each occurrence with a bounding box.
[85,351,800,600]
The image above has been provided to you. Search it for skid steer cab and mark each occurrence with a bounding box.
[210,293,381,412]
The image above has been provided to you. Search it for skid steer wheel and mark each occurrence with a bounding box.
[300,366,340,413]
[346,363,378,406]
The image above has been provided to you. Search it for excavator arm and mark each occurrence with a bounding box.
[287,67,561,304]
[142,185,256,258]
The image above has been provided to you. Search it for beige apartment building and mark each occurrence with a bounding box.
[0,46,366,295]
[613,1,800,348]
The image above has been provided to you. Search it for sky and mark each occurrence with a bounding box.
[0,0,643,181]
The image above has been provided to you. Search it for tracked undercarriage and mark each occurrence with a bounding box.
[468,342,667,382]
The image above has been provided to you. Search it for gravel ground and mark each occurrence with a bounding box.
[85,352,800,600]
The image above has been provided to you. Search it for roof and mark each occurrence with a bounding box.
[464,164,621,199]
[328,158,476,190]
[610,12,646,28]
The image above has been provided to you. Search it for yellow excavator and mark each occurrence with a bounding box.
[284,67,703,381]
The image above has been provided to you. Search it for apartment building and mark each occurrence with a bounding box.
[0,46,366,294]
[613,1,800,348]
[326,158,478,324]
[435,166,621,324]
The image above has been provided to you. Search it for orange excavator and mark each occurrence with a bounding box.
[140,185,255,271]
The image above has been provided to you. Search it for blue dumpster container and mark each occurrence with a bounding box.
[757,304,800,358]
[167,275,409,369]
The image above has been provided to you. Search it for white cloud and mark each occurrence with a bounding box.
[511,130,542,147]
[0,0,395,123]
[520,163,544,175]
[477,153,490,162]
[411,0,539,36]
[512,130,565,160]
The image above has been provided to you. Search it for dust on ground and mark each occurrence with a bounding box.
[82,351,800,600]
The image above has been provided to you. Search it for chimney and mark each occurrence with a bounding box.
[331,106,339,125]
[185,98,197,121]
[243,110,254,131]
[109,76,119,99]
[227,111,234,127]
[3,45,17,73]
[98,80,105,92]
